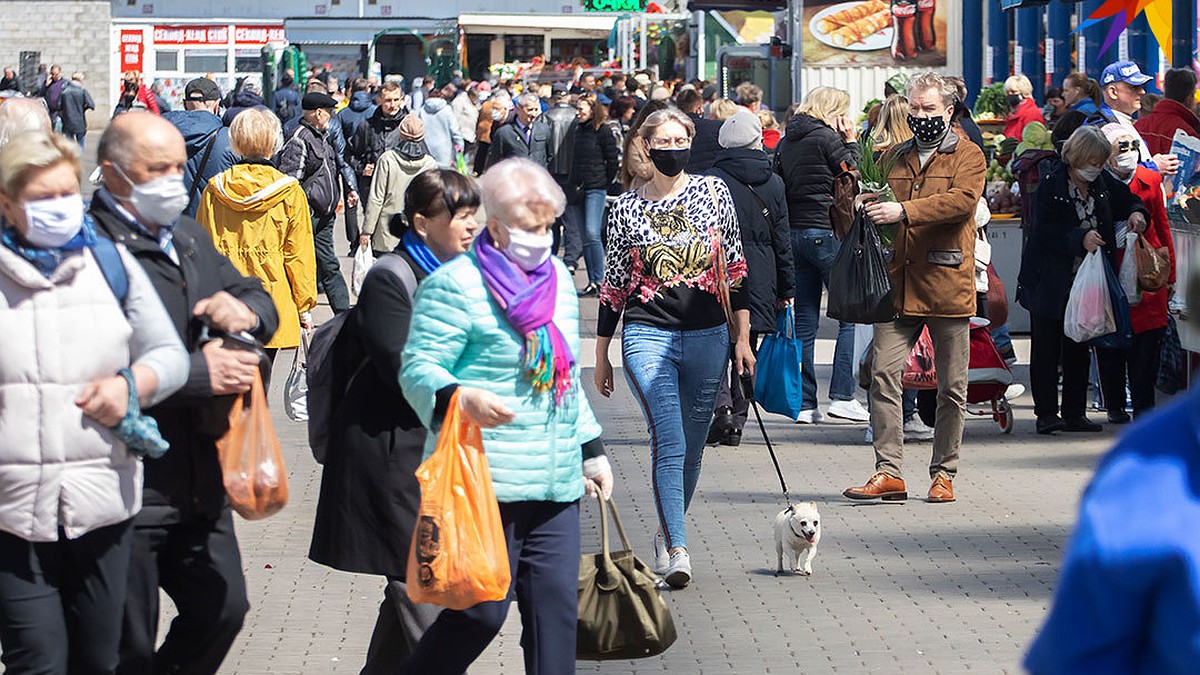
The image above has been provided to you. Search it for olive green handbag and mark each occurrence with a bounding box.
[577,495,677,660]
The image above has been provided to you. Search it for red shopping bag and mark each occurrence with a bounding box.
[902,327,938,390]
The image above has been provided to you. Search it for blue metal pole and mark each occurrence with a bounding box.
[987,0,1009,84]
[1046,1,1071,88]
[1079,0,1105,74]
[1127,12,1154,92]
[1173,0,1195,68]
[1015,6,1043,100]
[962,0,983,108]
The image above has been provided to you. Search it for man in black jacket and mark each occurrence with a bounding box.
[91,112,280,675]
[346,81,407,250]
[677,88,723,173]
[540,85,582,266]
[487,92,551,168]
[279,92,358,313]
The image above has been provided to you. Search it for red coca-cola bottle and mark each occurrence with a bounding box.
[916,0,936,52]
[891,0,917,61]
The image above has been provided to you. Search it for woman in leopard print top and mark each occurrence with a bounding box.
[593,107,753,589]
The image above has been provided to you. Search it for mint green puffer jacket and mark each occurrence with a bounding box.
[400,251,603,504]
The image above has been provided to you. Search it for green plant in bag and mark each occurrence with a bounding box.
[856,132,900,246]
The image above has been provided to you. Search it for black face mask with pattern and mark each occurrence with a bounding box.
[907,113,948,147]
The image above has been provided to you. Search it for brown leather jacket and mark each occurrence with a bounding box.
[885,132,987,318]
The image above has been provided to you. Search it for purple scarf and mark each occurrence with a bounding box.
[474,229,575,403]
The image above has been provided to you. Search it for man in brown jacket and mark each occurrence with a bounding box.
[844,72,987,504]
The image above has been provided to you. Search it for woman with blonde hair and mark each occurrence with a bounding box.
[196,107,317,361]
[871,95,913,152]
[707,97,739,121]
[774,85,868,424]
[1004,73,1046,139]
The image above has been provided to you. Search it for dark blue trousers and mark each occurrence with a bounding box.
[400,499,581,675]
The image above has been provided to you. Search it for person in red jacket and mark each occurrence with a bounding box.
[1135,67,1200,157]
[115,70,160,115]
[1003,74,1046,140]
[1098,123,1176,422]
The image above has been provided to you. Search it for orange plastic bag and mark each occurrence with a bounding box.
[407,390,511,610]
[216,370,289,520]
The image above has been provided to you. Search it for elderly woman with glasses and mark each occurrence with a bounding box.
[595,107,753,588]
[399,158,612,674]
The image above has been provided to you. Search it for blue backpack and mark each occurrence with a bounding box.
[91,235,129,306]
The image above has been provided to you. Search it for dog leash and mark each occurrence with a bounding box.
[740,375,793,509]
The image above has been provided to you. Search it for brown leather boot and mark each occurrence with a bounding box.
[927,473,955,503]
[843,472,907,501]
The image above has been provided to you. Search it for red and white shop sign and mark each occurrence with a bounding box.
[120,30,144,73]
[153,25,229,45]
[233,25,287,44]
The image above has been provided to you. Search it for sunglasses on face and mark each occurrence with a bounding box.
[1117,139,1140,153]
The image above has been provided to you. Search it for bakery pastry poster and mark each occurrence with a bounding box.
[802,0,947,67]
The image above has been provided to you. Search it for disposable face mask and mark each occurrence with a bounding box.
[1074,165,1103,182]
[21,194,84,248]
[648,148,691,177]
[111,163,188,226]
[1114,151,1139,174]
[503,226,553,271]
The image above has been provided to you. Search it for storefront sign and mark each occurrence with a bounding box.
[801,0,947,68]
[154,25,229,45]
[585,0,646,11]
[120,30,144,74]
[233,25,287,44]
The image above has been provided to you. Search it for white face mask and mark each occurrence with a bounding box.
[1113,150,1139,174]
[21,194,84,248]
[111,163,189,226]
[1074,165,1103,183]
[502,226,553,271]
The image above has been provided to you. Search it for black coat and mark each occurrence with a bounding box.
[89,190,279,526]
[568,122,619,192]
[686,112,723,174]
[708,147,795,332]
[543,103,578,178]
[309,252,426,577]
[278,120,343,216]
[1017,164,1147,320]
[57,82,94,135]
[774,113,857,230]
[487,116,550,169]
[346,106,407,177]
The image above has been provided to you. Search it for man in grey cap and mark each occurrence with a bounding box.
[278,92,358,314]
[1095,60,1178,174]
[164,77,236,217]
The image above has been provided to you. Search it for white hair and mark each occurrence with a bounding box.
[515,92,540,108]
[479,158,565,225]
[907,72,959,109]
[0,98,52,148]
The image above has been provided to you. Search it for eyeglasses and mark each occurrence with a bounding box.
[649,137,692,150]
[1117,139,1140,153]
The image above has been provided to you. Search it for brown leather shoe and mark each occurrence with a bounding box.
[928,474,955,503]
[843,472,907,501]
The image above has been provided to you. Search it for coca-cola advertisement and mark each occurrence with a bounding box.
[802,0,947,67]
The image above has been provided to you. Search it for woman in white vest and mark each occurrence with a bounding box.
[0,130,188,674]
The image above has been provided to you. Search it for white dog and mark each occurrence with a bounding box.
[774,502,821,575]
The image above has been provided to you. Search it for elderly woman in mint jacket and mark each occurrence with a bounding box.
[399,157,613,675]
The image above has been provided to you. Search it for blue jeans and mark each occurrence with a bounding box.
[791,228,856,409]
[622,323,728,550]
[569,189,606,285]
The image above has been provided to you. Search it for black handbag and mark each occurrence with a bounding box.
[577,495,677,660]
[827,209,898,324]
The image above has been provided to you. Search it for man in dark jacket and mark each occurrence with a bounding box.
[42,64,66,128]
[337,79,377,141]
[57,72,94,150]
[278,92,358,314]
[540,85,582,266]
[274,73,302,123]
[1136,67,1200,157]
[705,111,794,446]
[221,82,269,127]
[677,88,723,173]
[165,77,236,218]
[487,92,550,168]
[346,81,406,250]
[91,112,279,675]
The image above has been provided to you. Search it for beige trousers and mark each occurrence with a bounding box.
[869,316,970,480]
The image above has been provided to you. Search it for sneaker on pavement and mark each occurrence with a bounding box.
[903,418,934,441]
[827,399,870,422]
[662,549,692,588]
[652,531,668,574]
[1004,383,1026,400]
[794,408,824,424]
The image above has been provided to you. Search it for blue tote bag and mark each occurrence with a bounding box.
[753,306,804,420]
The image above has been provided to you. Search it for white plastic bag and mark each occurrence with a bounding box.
[1064,250,1116,343]
[351,244,375,296]
[1118,232,1141,307]
[283,332,309,422]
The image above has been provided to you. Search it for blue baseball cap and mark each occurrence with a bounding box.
[1100,61,1152,87]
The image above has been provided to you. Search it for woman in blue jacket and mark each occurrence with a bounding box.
[399,158,612,674]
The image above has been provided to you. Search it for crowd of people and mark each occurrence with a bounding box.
[0,50,1198,673]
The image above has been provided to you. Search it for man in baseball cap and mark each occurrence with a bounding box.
[165,77,234,217]
[184,77,221,103]
[1097,60,1178,174]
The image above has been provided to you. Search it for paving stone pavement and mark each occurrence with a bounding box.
[145,219,1130,675]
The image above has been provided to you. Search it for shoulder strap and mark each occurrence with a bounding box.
[187,129,220,210]
[369,252,419,300]
[91,236,129,307]
[743,182,773,228]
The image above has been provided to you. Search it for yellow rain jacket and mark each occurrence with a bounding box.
[196,161,318,349]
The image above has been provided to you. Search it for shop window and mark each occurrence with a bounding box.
[504,35,542,63]
[184,49,228,73]
[156,50,178,71]
[235,50,262,73]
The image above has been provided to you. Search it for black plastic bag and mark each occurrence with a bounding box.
[827,210,897,324]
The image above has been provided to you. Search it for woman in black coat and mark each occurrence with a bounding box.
[706,110,794,445]
[1017,126,1146,435]
[308,169,481,674]
[569,93,619,296]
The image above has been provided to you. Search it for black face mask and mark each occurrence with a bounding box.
[907,113,948,146]
[1005,93,1023,110]
[648,148,690,177]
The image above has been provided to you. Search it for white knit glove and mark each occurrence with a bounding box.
[583,455,614,500]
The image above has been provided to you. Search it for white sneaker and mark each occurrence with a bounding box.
[662,549,692,588]
[795,408,824,424]
[904,418,935,441]
[652,531,668,574]
[1004,383,1026,400]
[827,399,870,422]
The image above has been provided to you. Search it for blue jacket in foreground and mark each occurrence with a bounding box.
[400,251,603,504]
[1024,387,1200,674]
